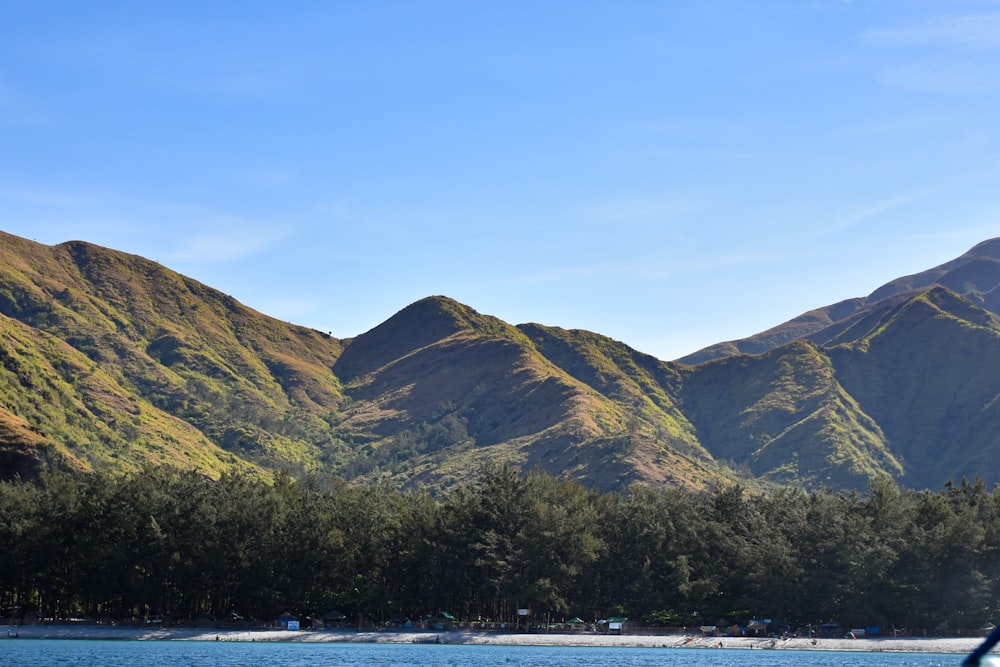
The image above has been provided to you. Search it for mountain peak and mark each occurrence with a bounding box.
[681,237,1000,364]
[4,229,1000,492]
[966,237,1000,260]
[333,296,484,381]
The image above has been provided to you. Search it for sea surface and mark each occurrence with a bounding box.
[0,641,965,667]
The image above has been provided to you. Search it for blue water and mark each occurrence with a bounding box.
[0,641,962,667]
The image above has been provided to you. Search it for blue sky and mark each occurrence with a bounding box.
[2,1,999,361]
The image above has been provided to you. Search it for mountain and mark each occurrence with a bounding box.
[330,296,726,490]
[2,229,999,492]
[0,231,346,479]
[0,231,730,490]
[679,238,1000,364]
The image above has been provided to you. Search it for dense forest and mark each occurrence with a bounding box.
[2,465,998,635]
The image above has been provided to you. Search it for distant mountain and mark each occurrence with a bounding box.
[679,238,1000,364]
[2,229,999,492]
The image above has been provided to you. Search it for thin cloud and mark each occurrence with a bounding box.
[168,223,288,263]
[865,13,1000,51]
[835,112,943,138]
[879,60,1000,94]
[815,191,928,238]
[0,183,96,208]
[864,13,1000,95]
[0,183,293,265]
[901,224,1000,247]
[57,24,306,99]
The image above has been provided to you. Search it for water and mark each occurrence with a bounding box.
[0,641,963,667]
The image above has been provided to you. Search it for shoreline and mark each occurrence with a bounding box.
[2,624,989,654]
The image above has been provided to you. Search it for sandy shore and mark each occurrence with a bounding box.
[1,624,989,654]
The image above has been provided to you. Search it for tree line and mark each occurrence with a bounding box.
[1,464,998,634]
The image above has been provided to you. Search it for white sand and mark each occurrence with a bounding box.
[2,624,990,654]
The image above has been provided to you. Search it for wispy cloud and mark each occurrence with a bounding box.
[168,222,288,263]
[879,59,1000,94]
[53,24,306,100]
[835,113,948,139]
[864,13,1000,95]
[865,13,1000,51]
[815,190,929,238]
[0,179,291,265]
[901,224,1000,246]
[0,182,96,208]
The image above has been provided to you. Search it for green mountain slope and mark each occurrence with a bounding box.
[678,284,1000,489]
[0,229,736,490]
[827,287,1000,488]
[2,229,1000,492]
[679,340,900,489]
[0,308,253,477]
[517,323,729,488]
[331,297,731,490]
[0,231,347,478]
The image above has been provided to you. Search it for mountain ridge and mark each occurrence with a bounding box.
[1,229,999,492]
[679,238,1000,365]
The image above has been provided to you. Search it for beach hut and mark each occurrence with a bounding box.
[607,617,628,635]
[277,612,299,630]
[321,609,347,629]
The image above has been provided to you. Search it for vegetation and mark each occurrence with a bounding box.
[3,230,1000,494]
[2,465,999,634]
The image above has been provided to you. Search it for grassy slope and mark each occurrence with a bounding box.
[679,287,1000,490]
[330,297,735,490]
[827,287,1000,488]
[518,323,737,489]
[0,231,346,478]
[0,312,251,477]
[679,340,900,489]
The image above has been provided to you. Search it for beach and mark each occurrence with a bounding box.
[2,624,988,654]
